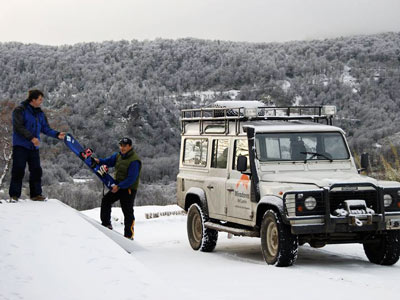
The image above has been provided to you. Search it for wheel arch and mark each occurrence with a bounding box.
[184,187,209,215]
[256,196,288,227]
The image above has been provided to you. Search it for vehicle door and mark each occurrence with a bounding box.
[204,138,229,217]
[226,139,253,220]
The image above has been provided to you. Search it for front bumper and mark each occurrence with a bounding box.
[288,214,399,235]
[284,183,400,235]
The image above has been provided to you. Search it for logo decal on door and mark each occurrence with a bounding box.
[236,174,250,190]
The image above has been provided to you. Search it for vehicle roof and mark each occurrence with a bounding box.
[244,121,345,134]
[183,120,345,136]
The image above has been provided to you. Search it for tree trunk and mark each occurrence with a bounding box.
[0,147,12,189]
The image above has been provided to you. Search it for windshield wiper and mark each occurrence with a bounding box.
[300,151,333,163]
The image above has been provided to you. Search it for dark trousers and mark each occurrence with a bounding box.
[9,146,42,198]
[101,189,136,238]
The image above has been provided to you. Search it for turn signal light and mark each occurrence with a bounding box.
[297,206,303,213]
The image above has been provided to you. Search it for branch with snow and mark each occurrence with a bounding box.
[0,151,12,188]
[0,143,12,188]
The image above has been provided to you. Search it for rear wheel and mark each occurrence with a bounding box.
[260,210,298,267]
[187,203,218,252]
[363,231,400,265]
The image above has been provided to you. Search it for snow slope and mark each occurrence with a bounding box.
[1,199,400,300]
[0,199,178,300]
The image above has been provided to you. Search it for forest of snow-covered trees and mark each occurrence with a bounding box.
[0,32,400,209]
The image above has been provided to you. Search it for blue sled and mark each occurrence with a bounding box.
[64,133,116,189]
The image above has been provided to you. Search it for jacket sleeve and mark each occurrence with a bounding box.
[99,153,117,167]
[13,107,34,141]
[40,113,60,138]
[117,161,140,189]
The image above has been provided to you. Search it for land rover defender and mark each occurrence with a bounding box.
[177,101,400,266]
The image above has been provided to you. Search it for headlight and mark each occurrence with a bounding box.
[384,194,393,207]
[304,196,317,210]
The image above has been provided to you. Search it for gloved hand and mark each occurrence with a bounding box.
[81,148,93,160]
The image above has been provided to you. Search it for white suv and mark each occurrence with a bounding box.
[177,101,400,266]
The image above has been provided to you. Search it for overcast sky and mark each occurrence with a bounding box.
[1,0,400,45]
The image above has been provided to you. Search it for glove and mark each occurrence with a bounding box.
[81,148,93,160]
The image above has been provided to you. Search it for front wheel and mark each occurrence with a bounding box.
[260,210,298,267]
[187,203,218,252]
[363,231,400,265]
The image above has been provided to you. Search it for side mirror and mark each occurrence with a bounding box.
[237,156,247,172]
[360,152,369,171]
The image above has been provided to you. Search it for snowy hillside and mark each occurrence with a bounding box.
[1,199,400,300]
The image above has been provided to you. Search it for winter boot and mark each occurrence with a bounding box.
[124,220,135,240]
[31,195,46,201]
[9,196,19,203]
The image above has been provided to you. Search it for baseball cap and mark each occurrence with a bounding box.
[119,137,132,146]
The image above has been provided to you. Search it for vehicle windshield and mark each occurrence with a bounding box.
[255,132,350,162]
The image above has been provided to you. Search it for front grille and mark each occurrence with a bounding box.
[329,190,378,214]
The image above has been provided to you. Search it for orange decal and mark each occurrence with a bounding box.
[236,174,250,190]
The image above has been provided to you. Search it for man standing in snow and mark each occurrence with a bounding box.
[9,89,65,202]
[95,137,141,240]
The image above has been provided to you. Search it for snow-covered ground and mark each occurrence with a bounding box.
[1,199,400,300]
[0,199,178,300]
[72,178,93,183]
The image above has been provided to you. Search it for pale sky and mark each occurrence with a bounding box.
[1,0,400,45]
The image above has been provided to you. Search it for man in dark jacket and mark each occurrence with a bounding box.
[95,137,141,240]
[9,89,65,202]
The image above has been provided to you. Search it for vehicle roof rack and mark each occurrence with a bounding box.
[181,104,336,135]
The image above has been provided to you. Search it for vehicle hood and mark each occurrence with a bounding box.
[260,171,379,188]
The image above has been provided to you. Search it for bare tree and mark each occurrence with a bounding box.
[0,100,15,189]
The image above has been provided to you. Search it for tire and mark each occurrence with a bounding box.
[187,203,218,252]
[363,230,400,265]
[260,210,298,267]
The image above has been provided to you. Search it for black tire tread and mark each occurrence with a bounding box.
[260,210,298,267]
[363,230,400,266]
[187,203,218,252]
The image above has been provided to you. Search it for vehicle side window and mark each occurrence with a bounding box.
[211,139,229,169]
[233,139,249,170]
[183,138,208,167]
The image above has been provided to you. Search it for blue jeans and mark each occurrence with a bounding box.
[9,146,42,198]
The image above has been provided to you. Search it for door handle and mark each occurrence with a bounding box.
[227,188,234,192]
[207,185,214,189]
